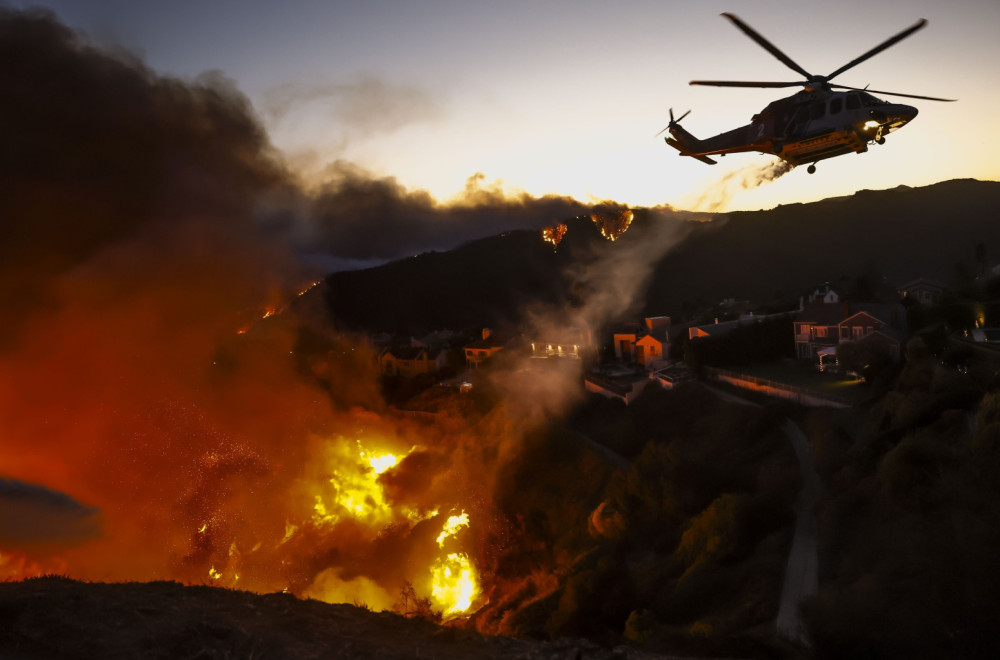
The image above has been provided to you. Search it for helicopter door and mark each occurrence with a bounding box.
[785,105,810,138]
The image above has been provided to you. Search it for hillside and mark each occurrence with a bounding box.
[645,179,1000,313]
[318,179,1000,332]
[0,576,654,660]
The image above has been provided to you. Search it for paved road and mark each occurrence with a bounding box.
[775,419,821,645]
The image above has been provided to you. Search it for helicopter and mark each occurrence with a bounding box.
[660,13,955,174]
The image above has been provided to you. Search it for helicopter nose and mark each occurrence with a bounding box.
[896,104,918,124]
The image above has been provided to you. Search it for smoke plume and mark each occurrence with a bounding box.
[690,159,796,212]
[0,7,697,623]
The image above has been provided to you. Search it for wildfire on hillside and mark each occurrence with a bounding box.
[541,223,568,249]
[590,208,634,242]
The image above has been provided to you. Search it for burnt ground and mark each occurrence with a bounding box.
[0,577,674,660]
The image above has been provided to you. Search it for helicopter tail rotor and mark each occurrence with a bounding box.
[655,108,691,137]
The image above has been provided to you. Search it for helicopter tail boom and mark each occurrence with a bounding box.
[664,124,717,164]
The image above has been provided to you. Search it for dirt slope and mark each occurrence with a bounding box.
[0,577,667,660]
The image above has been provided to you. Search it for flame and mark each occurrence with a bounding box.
[432,552,478,616]
[430,511,479,616]
[542,223,568,248]
[590,208,634,242]
[309,440,422,528]
[436,512,470,547]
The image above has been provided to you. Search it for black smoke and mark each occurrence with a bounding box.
[0,6,296,344]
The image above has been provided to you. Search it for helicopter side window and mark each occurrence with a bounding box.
[809,102,826,120]
[830,97,843,114]
[846,94,861,110]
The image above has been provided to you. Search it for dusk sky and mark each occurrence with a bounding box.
[12,0,1000,212]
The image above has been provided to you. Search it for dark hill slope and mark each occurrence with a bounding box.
[645,179,1000,312]
[319,211,679,334]
[318,180,1000,332]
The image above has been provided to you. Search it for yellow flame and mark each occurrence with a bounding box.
[365,452,398,474]
[208,566,222,581]
[310,440,429,529]
[431,553,478,616]
[436,513,470,547]
[429,511,479,616]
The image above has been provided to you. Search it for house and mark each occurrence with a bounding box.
[528,325,594,360]
[897,277,946,305]
[612,317,671,369]
[378,345,446,378]
[794,300,905,364]
[464,328,505,367]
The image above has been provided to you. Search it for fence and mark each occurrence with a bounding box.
[705,367,851,408]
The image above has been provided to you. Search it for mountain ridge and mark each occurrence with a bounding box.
[318,179,1000,333]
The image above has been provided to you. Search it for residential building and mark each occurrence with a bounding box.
[897,277,946,305]
[613,316,671,369]
[794,300,905,363]
[378,346,446,378]
[464,328,505,367]
[528,324,594,360]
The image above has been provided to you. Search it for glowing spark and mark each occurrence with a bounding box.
[208,566,222,581]
[298,281,321,297]
[198,523,207,534]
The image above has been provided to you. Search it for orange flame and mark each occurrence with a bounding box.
[590,208,634,242]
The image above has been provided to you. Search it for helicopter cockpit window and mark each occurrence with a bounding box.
[830,97,843,114]
[846,94,861,110]
[860,92,883,107]
[810,102,826,119]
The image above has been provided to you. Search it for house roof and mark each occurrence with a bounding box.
[381,346,427,361]
[796,302,904,328]
[796,303,847,326]
[897,277,946,292]
[635,333,664,346]
[465,336,504,350]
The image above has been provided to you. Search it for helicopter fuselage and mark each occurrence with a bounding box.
[666,89,918,168]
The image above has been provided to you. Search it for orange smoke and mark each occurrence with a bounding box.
[0,211,489,617]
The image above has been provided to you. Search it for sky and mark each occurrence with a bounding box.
[9,0,1000,212]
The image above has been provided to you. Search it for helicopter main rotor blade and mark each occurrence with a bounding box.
[721,13,813,80]
[824,19,927,81]
[690,80,804,88]
[830,83,956,102]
